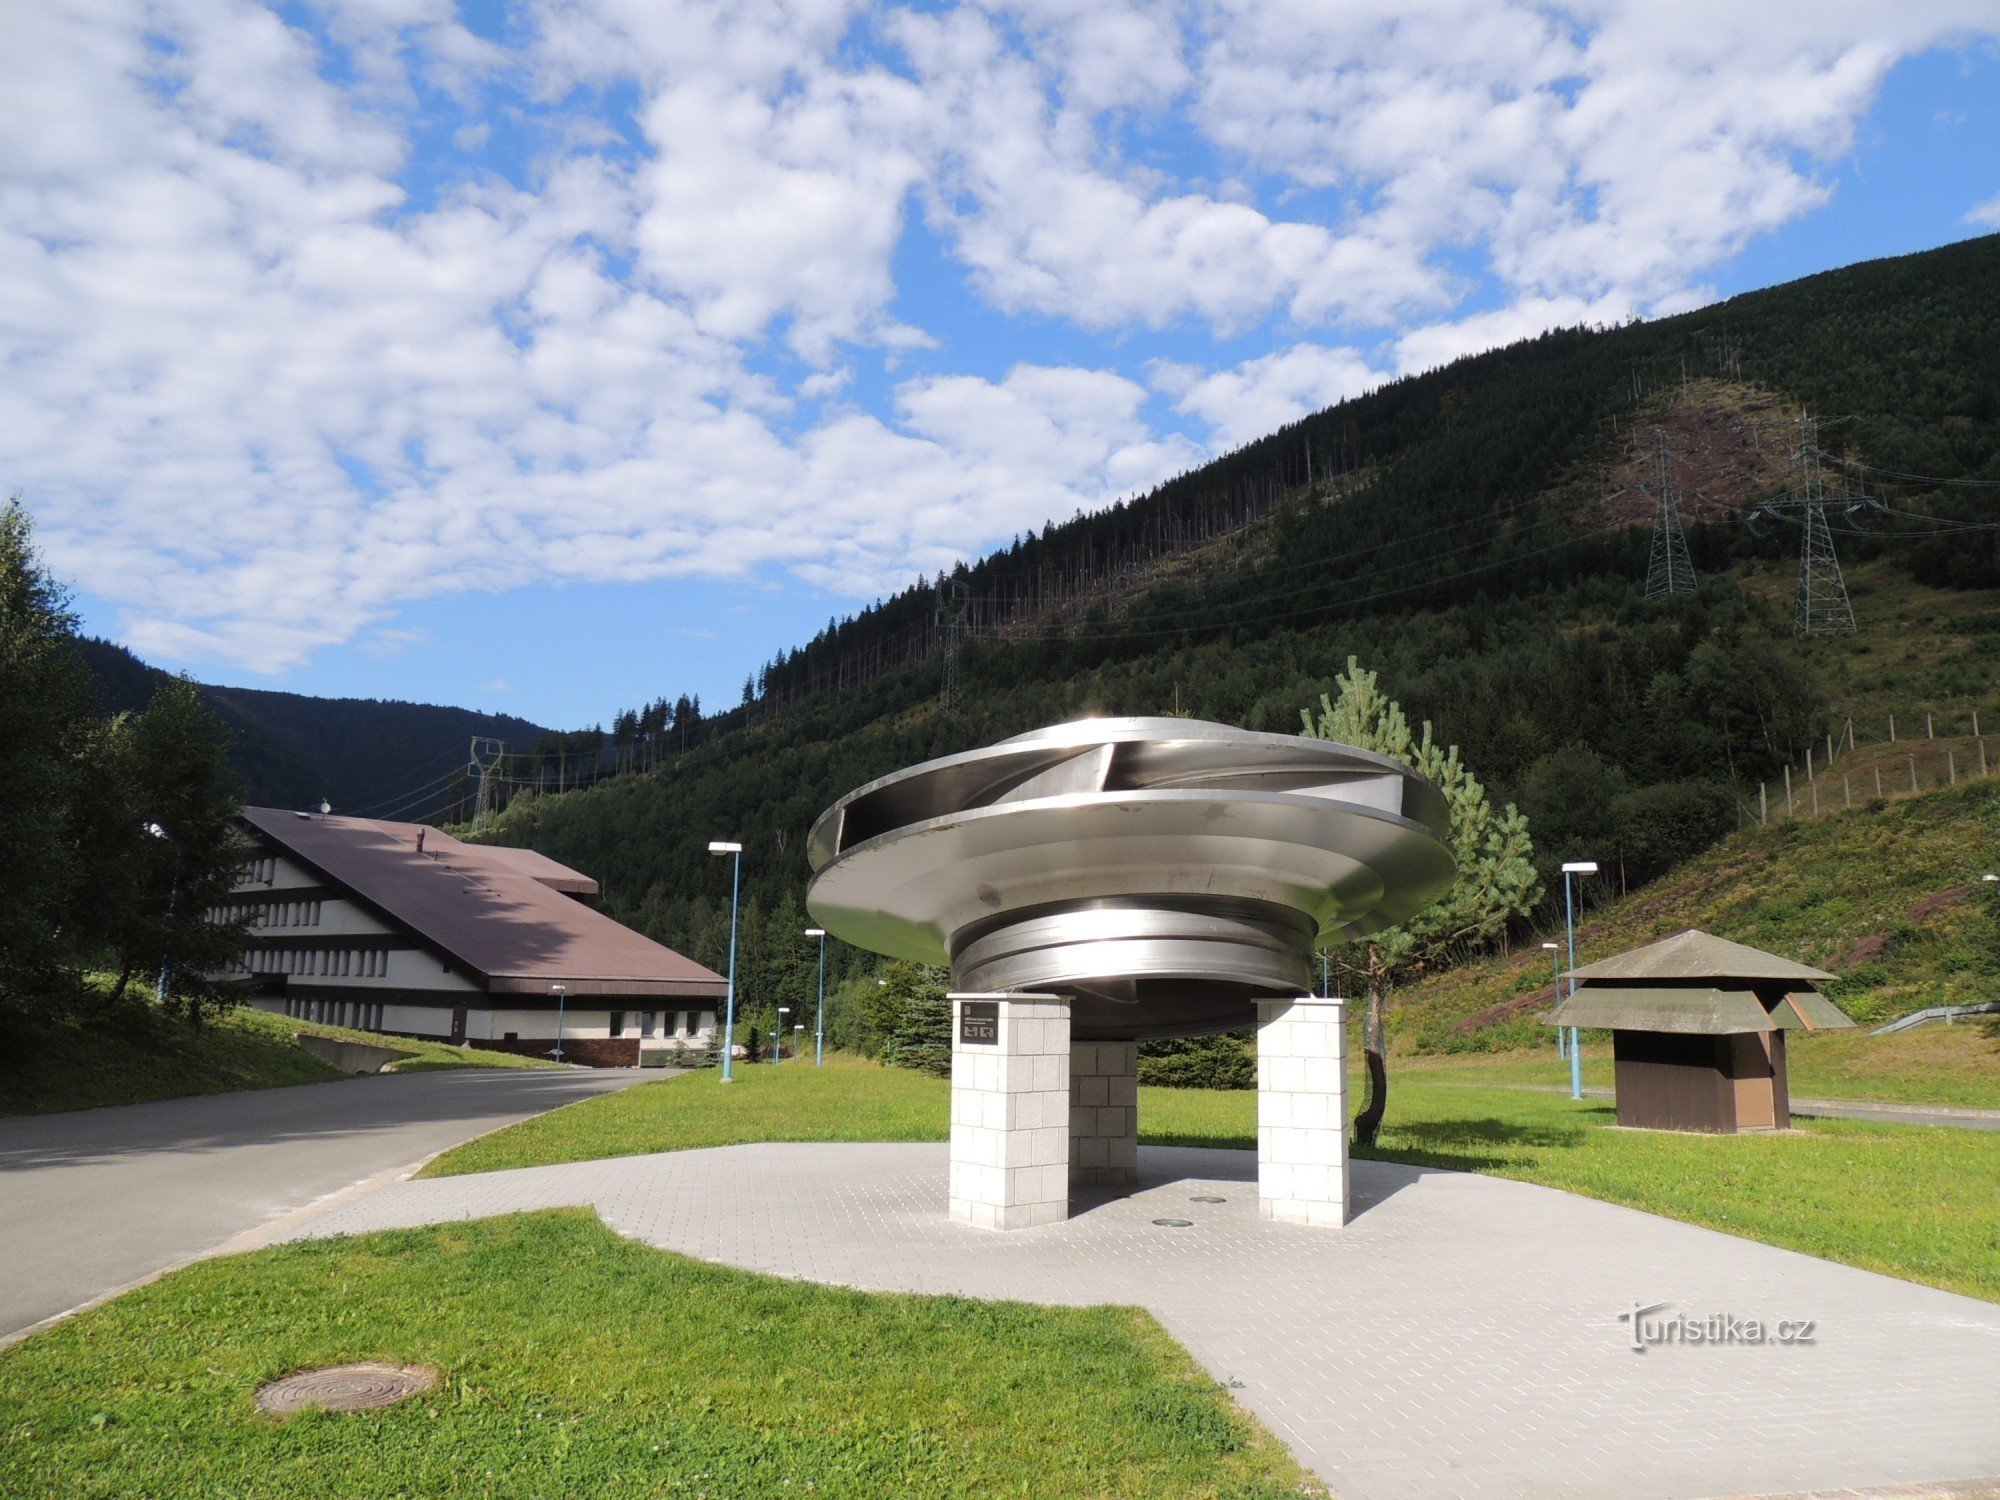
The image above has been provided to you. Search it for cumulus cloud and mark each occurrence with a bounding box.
[3,0,1997,684]
[1152,345,1385,451]
[1969,193,2000,228]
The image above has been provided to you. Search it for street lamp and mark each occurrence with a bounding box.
[776,1006,790,1061]
[794,1023,805,1059]
[143,823,177,1007]
[708,841,743,1082]
[1542,941,1563,1059]
[1561,861,1598,1100]
[804,927,827,1065]
[550,983,567,1063]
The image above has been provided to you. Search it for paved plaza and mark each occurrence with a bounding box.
[291,1142,2000,1500]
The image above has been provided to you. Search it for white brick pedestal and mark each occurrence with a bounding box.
[1069,1040,1139,1187]
[1256,996,1348,1227]
[948,994,1071,1230]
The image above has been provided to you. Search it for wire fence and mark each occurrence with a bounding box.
[1749,708,1998,824]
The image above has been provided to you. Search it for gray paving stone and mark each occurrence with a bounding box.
[286,1143,2000,1500]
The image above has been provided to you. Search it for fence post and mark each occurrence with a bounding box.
[1844,774,1851,809]
[1949,749,1957,786]
[1846,717,1856,752]
[1827,731,1835,764]
[1759,782,1767,824]
[1875,765,1884,799]
[1806,745,1815,783]
[1910,755,1919,794]
[1982,740,1989,778]
[1810,779,1819,817]
[1890,713,1896,742]
[1784,765,1793,818]
[1927,712,1935,740]
[1976,710,1982,740]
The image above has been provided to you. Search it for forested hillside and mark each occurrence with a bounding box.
[77,638,554,814]
[474,236,1998,1023]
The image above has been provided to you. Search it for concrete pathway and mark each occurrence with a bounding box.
[289,1142,2000,1500]
[0,1066,648,1343]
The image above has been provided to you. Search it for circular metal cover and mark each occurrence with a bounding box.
[254,1363,437,1415]
[806,717,1455,1039]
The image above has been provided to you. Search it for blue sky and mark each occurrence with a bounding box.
[4,1,1998,732]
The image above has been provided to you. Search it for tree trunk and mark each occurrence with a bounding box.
[100,964,136,1011]
[1352,958,1389,1150]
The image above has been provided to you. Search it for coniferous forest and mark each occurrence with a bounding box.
[462,234,2000,1035]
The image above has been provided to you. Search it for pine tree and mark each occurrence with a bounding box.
[0,499,90,1009]
[1301,657,1539,1147]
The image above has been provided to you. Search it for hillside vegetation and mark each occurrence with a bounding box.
[77,638,552,813]
[1394,776,2000,1056]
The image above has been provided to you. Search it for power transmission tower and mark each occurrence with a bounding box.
[469,737,505,826]
[1644,429,1695,600]
[1793,416,1855,636]
[937,580,969,716]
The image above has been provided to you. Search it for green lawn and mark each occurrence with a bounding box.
[426,1061,2000,1303]
[1394,1023,2000,1110]
[0,997,555,1118]
[0,1210,1319,1500]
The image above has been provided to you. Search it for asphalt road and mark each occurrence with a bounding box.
[0,1067,650,1343]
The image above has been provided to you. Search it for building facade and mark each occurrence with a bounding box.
[217,808,727,1066]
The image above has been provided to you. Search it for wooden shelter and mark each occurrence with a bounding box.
[1546,930,1853,1133]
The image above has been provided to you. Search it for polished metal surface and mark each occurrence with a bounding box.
[805,718,1456,1039]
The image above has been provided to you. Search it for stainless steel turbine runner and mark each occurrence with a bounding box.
[805,717,1456,1040]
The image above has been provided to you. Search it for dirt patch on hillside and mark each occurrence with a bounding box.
[1906,884,1972,922]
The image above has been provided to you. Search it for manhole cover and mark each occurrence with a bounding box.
[1189,1195,1226,1203]
[255,1363,437,1415]
[1151,1217,1195,1228]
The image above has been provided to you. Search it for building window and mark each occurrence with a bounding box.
[610,1011,626,1038]
[640,1011,656,1037]
[682,1011,697,1037]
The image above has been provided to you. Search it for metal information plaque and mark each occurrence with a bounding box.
[958,1001,999,1046]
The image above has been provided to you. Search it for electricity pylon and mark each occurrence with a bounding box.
[1644,429,1695,600]
[1793,417,1856,636]
[937,580,969,716]
[469,737,505,826]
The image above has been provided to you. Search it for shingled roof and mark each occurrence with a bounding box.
[1566,928,1838,985]
[1549,927,1851,1035]
[240,808,726,999]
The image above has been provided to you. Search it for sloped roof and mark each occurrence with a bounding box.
[240,808,726,998]
[1547,986,1855,1034]
[1566,929,1838,985]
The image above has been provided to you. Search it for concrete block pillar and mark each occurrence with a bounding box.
[1256,996,1348,1227]
[948,993,1071,1230]
[1069,1040,1139,1186]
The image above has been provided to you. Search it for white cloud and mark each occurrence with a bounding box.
[1152,345,1385,451]
[4,0,1999,689]
[1969,192,2000,229]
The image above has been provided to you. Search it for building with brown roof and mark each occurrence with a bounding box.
[215,808,726,1066]
[1545,929,1854,1132]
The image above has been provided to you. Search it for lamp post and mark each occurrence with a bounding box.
[805,927,827,1065]
[776,1007,790,1062]
[1318,948,1330,998]
[550,983,567,1063]
[1542,941,1563,1059]
[143,823,177,1006]
[708,841,743,1082]
[1561,861,1598,1100]
[794,1023,805,1059]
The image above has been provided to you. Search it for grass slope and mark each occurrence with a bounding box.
[424,1064,2000,1303]
[1396,776,2000,1056]
[0,999,553,1118]
[0,1211,1318,1499]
